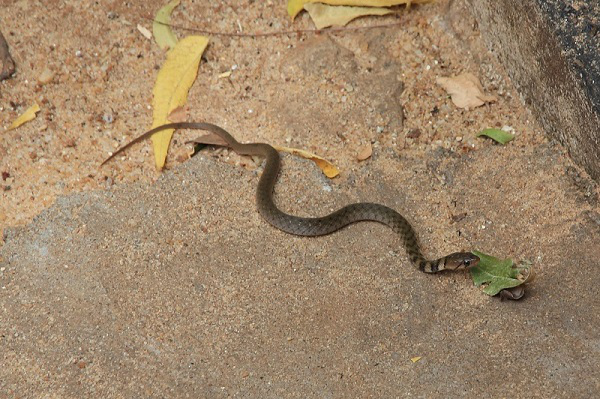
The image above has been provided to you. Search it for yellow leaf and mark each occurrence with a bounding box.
[288,0,431,20]
[410,356,422,363]
[7,102,40,131]
[151,35,209,170]
[304,3,391,29]
[218,70,232,79]
[273,145,340,178]
[153,0,180,50]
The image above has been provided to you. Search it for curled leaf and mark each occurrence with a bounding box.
[153,0,181,50]
[274,145,340,178]
[436,73,497,109]
[518,261,536,284]
[304,3,392,29]
[499,286,525,301]
[476,128,515,145]
[7,102,40,131]
[288,0,431,20]
[151,35,209,170]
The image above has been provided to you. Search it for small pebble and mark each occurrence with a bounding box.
[102,113,114,124]
[38,68,54,85]
[406,129,421,139]
[357,144,372,161]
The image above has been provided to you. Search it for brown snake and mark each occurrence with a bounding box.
[103,122,479,273]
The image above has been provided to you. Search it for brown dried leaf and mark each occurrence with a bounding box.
[436,73,497,109]
[167,105,188,123]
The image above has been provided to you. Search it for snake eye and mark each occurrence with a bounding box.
[464,259,471,267]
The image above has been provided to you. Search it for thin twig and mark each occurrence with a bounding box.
[143,15,407,38]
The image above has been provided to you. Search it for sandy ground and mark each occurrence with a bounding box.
[1,0,599,397]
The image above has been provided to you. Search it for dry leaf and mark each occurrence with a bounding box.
[357,143,372,161]
[187,135,340,179]
[288,0,431,20]
[153,0,180,50]
[304,3,391,29]
[7,102,40,131]
[436,73,497,109]
[151,35,209,170]
[499,286,525,301]
[137,24,153,40]
[167,105,188,123]
[410,356,422,363]
[274,145,340,178]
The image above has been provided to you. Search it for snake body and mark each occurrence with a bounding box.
[103,122,479,273]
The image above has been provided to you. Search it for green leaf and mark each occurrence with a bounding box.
[470,251,527,296]
[153,0,180,51]
[476,128,515,145]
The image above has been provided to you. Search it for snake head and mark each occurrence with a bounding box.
[444,252,480,270]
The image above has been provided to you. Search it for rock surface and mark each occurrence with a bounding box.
[2,145,599,397]
[1,1,599,397]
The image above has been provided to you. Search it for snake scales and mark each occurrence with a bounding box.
[103,122,479,273]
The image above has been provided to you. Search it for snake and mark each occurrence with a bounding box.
[102,122,479,273]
